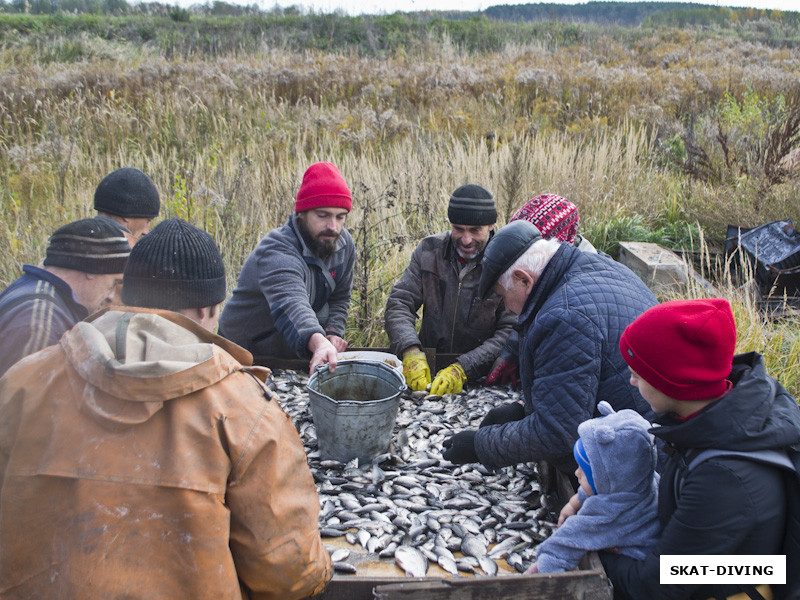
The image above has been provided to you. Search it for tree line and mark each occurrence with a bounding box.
[2,0,798,31]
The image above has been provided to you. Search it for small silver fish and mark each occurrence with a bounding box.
[478,555,498,576]
[395,545,428,578]
[437,554,459,576]
[461,534,486,559]
[333,562,356,574]
[330,548,350,562]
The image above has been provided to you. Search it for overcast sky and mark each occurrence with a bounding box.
[263,0,798,15]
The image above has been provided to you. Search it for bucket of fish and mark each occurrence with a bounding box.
[307,359,407,463]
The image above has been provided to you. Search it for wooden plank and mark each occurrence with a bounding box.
[371,571,613,600]
[318,565,612,600]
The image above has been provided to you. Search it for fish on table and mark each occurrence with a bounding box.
[274,370,558,577]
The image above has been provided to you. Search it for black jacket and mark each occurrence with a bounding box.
[602,352,800,600]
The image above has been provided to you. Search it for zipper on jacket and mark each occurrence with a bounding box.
[449,260,466,353]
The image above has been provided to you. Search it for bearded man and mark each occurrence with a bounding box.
[219,162,355,373]
[385,184,515,395]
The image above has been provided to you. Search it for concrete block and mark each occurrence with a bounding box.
[618,242,689,293]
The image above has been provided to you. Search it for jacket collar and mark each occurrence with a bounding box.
[86,306,255,366]
[652,352,800,453]
[62,307,270,429]
[21,264,89,320]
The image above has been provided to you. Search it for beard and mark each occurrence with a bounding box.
[456,237,488,261]
[296,215,340,260]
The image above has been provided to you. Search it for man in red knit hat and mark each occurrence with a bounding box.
[602,297,800,600]
[220,162,355,372]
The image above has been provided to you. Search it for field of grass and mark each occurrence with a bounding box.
[1,12,799,391]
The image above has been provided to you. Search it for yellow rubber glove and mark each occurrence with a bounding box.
[402,349,431,392]
[430,362,467,396]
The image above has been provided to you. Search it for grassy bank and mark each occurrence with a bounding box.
[1,13,799,390]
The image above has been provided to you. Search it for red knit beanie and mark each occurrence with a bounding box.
[620,298,737,401]
[295,162,352,213]
[510,194,579,244]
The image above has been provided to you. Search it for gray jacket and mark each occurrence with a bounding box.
[219,215,354,360]
[536,402,660,573]
[384,231,515,379]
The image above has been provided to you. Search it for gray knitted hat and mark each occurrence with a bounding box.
[448,184,497,226]
[94,168,161,219]
[122,219,225,310]
[43,218,131,274]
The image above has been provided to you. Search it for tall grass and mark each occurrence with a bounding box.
[1,17,799,394]
[662,236,800,395]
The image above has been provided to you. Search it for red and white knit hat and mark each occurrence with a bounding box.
[510,194,579,244]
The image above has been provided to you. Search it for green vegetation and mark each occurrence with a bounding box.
[0,9,799,390]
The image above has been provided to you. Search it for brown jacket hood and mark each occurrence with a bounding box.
[0,307,331,600]
[66,307,270,429]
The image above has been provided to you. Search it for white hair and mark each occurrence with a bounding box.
[496,238,561,291]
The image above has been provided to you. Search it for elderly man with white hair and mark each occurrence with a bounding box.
[442,220,658,475]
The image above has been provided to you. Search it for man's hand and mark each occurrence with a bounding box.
[430,362,466,396]
[402,348,431,392]
[524,562,539,575]
[308,333,338,373]
[479,401,525,428]
[441,430,478,464]
[485,359,519,387]
[326,334,348,353]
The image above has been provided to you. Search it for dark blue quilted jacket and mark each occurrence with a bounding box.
[474,244,657,472]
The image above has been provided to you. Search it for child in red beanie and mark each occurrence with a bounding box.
[602,298,800,600]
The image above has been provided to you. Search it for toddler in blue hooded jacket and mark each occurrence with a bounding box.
[529,401,660,573]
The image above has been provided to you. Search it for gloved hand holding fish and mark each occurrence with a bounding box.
[402,349,431,392]
[479,401,525,428]
[430,362,467,396]
[441,430,479,464]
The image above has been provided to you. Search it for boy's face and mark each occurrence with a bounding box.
[575,465,594,497]
[629,368,676,415]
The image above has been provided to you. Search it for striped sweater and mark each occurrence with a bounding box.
[0,265,88,378]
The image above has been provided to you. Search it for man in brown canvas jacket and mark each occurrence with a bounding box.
[0,219,331,600]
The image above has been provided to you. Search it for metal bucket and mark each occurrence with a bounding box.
[307,360,406,463]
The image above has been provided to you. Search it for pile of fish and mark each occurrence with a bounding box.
[272,370,559,578]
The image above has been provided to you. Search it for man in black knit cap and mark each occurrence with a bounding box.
[93,167,161,245]
[385,184,515,395]
[0,218,130,377]
[0,218,331,600]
